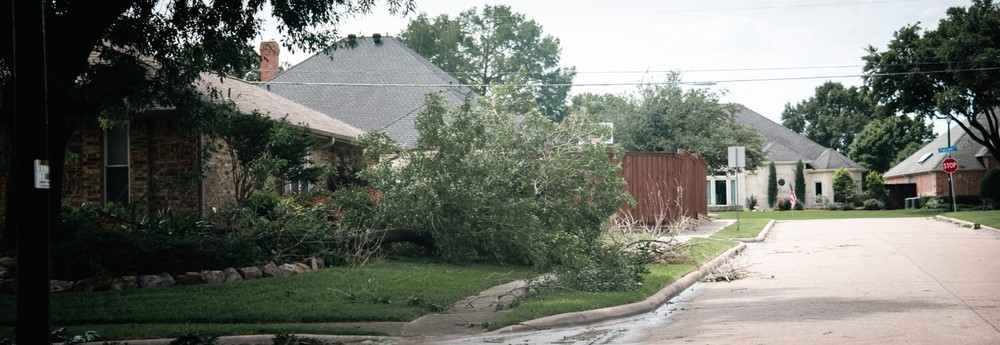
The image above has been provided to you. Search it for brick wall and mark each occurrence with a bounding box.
[885,170,985,197]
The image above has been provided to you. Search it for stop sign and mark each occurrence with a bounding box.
[942,157,959,173]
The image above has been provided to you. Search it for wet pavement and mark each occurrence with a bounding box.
[405,217,1000,345]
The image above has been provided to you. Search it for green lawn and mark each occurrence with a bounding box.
[0,257,537,341]
[711,218,772,239]
[942,210,1000,228]
[488,237,737,330]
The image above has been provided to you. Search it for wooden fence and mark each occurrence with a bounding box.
[616,150,708,225]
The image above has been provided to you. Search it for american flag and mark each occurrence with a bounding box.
[789,185,798,209]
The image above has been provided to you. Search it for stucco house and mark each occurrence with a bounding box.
[707,107,866,209]
[259,34,475,147]
[884,119,998,199]
[61,72,364,213]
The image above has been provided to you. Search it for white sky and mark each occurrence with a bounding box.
[259,0,972,136]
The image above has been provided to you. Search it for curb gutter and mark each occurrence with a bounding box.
[492,242,748,334]
[732,219,775,243]
[934,215,1000,232]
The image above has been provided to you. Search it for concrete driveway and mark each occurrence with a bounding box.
[420,217,1000,345]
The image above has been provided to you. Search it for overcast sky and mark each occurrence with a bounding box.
[260,0,973,136]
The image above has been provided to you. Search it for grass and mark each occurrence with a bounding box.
[942,210,1000,228]
[0,256,537,341]
[711,218,772,239]
[488,237,737,331]
[715,208,943,220]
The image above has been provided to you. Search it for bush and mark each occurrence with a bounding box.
[863,199,886,210]
[827,202,844,211]
[842,202,856,211]
[832,168,857,203]
[980,168,1000,208]
[776,199,791,211]
[556,245,649,292]
[746,195,758,211]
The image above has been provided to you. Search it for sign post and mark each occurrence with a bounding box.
[942,156,958,212]
[728,147,746,232]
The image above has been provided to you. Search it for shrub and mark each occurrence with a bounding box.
[981,169,1000,208]
[776,199,791,211]
[833,168,857,203]
[863,199,886,210]
[767,163,777,208]
[828,202,844,211]
[793,202,804,210]
[864,172,887,202]
[842,202,856,211]
[556,245,649,292]
[746,195,758,211]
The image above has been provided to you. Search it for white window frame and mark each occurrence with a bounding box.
[104,125,130,206]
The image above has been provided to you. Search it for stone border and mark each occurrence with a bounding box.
[0,256,326,294]
[732,219,775,243]
[492,242,748,334]
[933,215,1000,232]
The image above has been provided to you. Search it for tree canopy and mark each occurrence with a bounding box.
[863,0,1000,163]
[847,115,935,173]
[398,5,576,121]
[607,73,766,171]
[780,81,882,153]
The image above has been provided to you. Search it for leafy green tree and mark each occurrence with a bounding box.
[612,72,766,171]
[863,0,1000,164]
[848,116,935,173]
[864,171,888,202]
[781,82,881,152]
[398,5,576,121]
[351,78,631,267]
[794,160,806,204]
[569,92,631,119]
[768,162,778,208]
[832,168,858,203]
[207,109,322,206]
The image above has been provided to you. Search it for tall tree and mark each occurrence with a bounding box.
[0,0,414,339]
[848,116,935,173]
[398,5,576,121]
[612,72,766,171]
[794,160,806,205]
[767,162,777,209]
[863,0,1000,164]
[781,81,881,152]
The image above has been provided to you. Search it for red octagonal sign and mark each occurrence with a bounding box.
[942,157,959,173]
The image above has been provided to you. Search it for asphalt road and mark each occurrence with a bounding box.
[420,217,1000,345]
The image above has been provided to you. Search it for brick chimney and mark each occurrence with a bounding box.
[260,40,280,82]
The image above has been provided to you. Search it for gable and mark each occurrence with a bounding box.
[733,106,864,170]
[885,120,987,178]
[262,36,474,147]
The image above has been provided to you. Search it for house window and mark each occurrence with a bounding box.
[777,178,786,186]
[815,182,823,196]
[105,125,129,206]
[714,180,727,205]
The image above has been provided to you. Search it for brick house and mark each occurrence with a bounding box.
[884,119,999,198]
[61,72,364,213]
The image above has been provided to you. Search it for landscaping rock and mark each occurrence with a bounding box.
[262,261,286,277]
[238,266,262,280]
[0,266,8,279]
[294,262,311,273]
[223,268,243,282]
[175,272,205,286]
[73,276,113,292]
[278,263,299,276]
[201,270,225,284]
[50,280,74,293]
[304,256,325,270]
[112,276,137,291]
[139,273,175,289]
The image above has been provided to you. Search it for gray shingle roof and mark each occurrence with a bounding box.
[196,73,363,141]
[261,36,474,146]
[733,106,864,170]
[884,120,987,178]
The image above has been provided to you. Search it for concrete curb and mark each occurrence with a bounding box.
[491,242,748,334]
[934,215,1000,232]
[732,219,775,243]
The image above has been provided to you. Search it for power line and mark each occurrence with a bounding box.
[256,66,1000,88]
[532,0,926,17]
